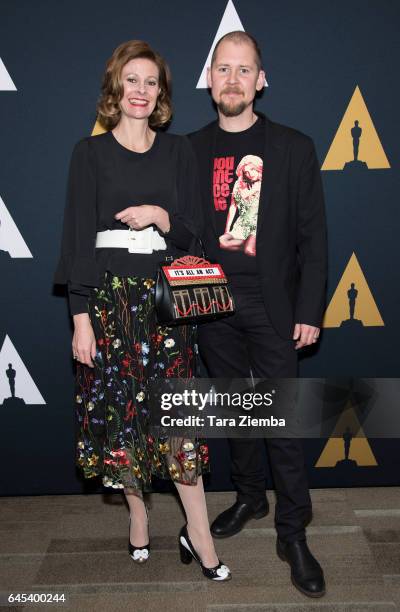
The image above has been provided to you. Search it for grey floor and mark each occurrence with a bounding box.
[1,487,399,611]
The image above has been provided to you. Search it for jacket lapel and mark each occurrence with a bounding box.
[256,114,287,237]
[197,121,219,237]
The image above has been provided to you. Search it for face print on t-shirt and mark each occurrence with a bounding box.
[213,154,263,257]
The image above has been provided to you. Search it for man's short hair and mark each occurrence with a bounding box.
[211,31,263,71]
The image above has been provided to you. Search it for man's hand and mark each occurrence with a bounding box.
[293,323,320,350]
[115,205,170,233]
[219,233,244,251]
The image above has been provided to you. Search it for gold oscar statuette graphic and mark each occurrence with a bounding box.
[91,119,106,136]
[315,401,377,468]
[322,85,390,171]
[323,253,384,328]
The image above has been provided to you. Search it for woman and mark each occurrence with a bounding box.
[219,154,263,257]
[54,40,231,581]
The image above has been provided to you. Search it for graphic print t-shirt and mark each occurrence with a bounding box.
[212,117,264,287]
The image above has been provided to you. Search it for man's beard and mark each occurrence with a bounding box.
[217,99,246,117]
[217,89,246,117]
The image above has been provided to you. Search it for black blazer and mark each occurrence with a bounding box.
[188,113,328,340]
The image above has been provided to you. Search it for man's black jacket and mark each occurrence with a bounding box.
[187,113,328,340]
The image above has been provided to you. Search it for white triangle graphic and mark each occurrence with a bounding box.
[0,335,46,405]
[0,195,32,258]
[0,57,17,91]
[196,0,268,89]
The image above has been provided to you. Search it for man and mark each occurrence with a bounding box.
[188,31,328,598]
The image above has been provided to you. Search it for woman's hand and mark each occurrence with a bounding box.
[115,205,170,233]
[72,313,97,367]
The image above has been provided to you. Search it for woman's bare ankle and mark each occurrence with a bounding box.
[187,523,218,567]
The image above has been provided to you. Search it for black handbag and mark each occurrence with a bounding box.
[155,240,235,325]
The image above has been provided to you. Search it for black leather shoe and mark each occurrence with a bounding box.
[277,538,325,597]
[128,513,150,564]
[128,537,150,564]
[179,525,231,581]
[210,500,269,538]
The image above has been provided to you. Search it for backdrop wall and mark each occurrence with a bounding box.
[1,0,399,495]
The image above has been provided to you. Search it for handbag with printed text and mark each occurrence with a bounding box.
[155,242,235,325]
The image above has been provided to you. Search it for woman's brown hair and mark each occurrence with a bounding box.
[96,40,172,130]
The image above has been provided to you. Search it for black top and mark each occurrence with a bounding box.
[213,117,264,286]
[188,112,328,338]
[54,130,203,315]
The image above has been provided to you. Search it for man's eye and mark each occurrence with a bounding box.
[240,68,249,74]
[219,67,228,72]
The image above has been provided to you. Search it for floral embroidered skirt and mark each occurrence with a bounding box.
[74,272,210,491]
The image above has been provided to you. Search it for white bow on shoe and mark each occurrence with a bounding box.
[130,547,149,562]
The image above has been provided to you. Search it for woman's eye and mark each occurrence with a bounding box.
[127,77,136,83]
[148,81,157,87]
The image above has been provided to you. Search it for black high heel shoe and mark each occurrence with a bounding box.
[128,507,150,564]
[178,524,231,581]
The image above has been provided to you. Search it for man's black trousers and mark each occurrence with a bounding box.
[197,286,312,542]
